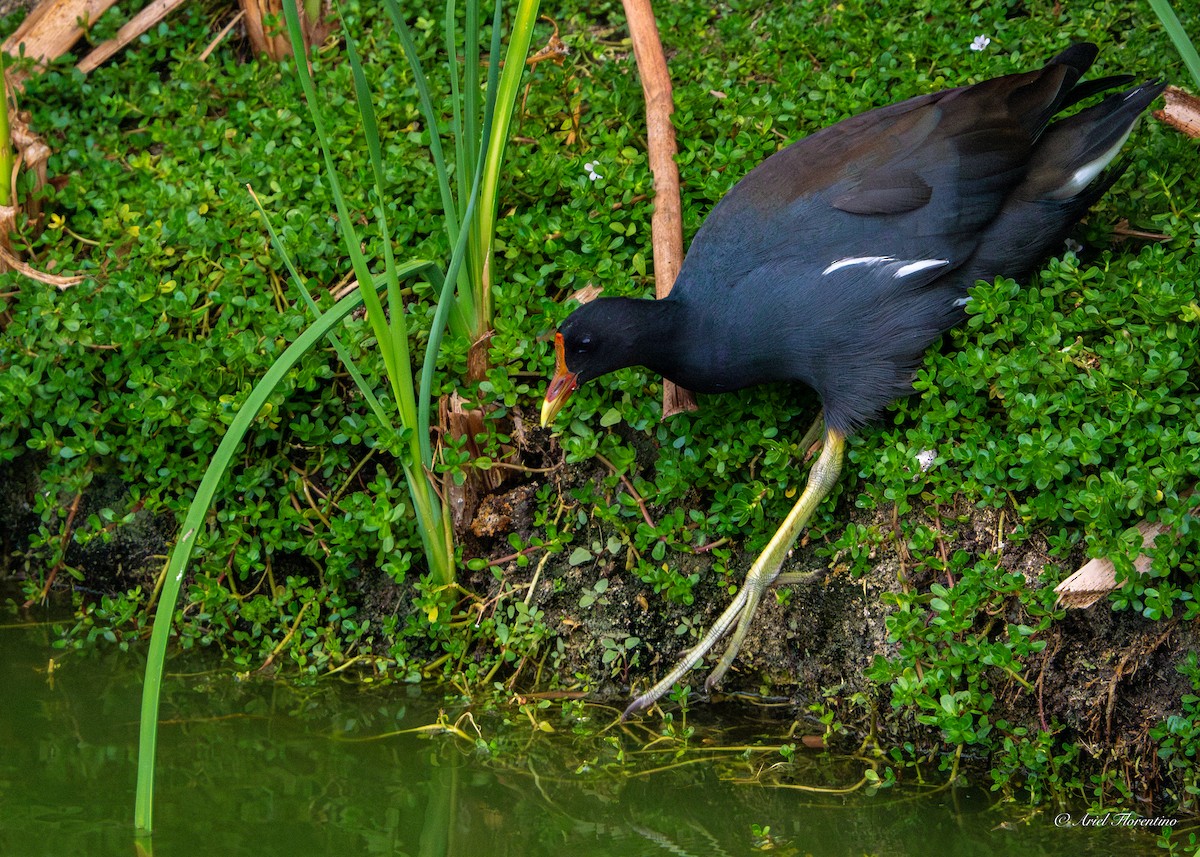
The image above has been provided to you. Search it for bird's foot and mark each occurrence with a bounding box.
[621,564,827,720]
[621,431,845,720]
[621,584,753,720]
[703,567,826,692]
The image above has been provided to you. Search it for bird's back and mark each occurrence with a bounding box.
[667,44,1160,432]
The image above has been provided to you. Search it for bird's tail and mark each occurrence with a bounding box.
[966,74,1164,281]
[1021,80,1167,205]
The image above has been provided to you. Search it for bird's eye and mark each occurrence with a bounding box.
[577,334,593,352]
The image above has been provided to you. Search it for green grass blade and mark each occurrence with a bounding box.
[284,0,451,582]
[348,2,444,470]
[391,2,464,281]
[0,81,11,207]
[414,4,502,451]
[135,288,367,835]
[452,1,484,337]
[459,0,501,333]
[448,0,503,337]
[282,3,410,427]
[338,3,422,461]
[1148,0,1200,89]
[475,0,541,327]
[415,247,471,462]
[463,0,480,188]
[447,0,467,213]
[248,184,400,438]
[461,0,483,310]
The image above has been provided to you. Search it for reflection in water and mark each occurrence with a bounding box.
[0,619,1169,857]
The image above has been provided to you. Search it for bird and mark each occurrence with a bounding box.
[539,44,1164,719]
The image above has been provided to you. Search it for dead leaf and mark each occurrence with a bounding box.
[1154,85,1200,139]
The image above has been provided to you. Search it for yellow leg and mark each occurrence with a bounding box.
[622,428,845,720]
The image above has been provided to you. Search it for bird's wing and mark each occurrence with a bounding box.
[724,253,970,430]
[673,55,1090,297]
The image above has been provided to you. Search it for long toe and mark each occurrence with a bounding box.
[623,433,846,717]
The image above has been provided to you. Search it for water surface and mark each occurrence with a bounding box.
[0,616,1170,856]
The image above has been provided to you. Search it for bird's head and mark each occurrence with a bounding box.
[540,297,670,427]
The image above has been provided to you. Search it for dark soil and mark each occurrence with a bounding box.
[448,416,1195,807]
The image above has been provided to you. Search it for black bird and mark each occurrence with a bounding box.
[540,44,1163,718]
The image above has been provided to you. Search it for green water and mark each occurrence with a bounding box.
[0,618,1171,857]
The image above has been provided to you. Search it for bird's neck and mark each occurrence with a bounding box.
[598,296,690,377]
[601,295,767,394]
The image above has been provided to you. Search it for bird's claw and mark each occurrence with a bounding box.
[621,432,846,719]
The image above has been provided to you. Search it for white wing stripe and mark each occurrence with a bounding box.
[822,256,895,275]
[893,258,950,278]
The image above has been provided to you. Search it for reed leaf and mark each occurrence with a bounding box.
[1149,0,1200,89]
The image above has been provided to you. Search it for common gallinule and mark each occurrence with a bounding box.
[540,44,1163,718]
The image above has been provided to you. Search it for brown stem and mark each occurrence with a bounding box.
[621,0,697,419]
[26,489,84,607]
[595,452,656,530]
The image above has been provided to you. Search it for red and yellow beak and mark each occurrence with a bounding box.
[540,332,579,427]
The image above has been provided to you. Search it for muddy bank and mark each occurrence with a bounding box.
[2,440,1194,808]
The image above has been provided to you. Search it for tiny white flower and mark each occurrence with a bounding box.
[916,449,937,472]
[1064,238,1083,254]
[584,160,602,181]
[970,35,991,52]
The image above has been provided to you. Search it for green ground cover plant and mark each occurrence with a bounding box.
[1,0,1197,825]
